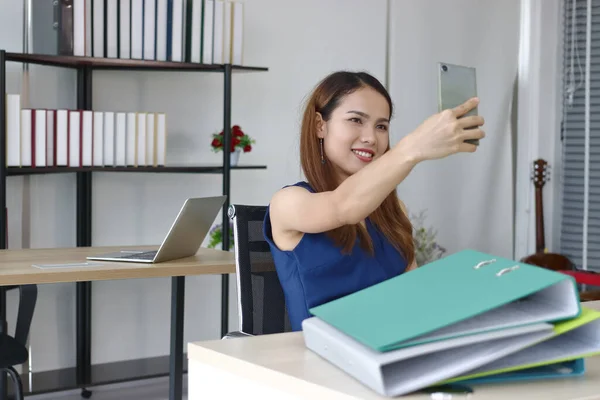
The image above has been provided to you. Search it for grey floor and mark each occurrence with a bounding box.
[26,377,188,400]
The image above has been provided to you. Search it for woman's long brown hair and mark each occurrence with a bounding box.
[299,71,415,266]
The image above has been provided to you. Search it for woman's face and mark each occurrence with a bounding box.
[317,86,390,181]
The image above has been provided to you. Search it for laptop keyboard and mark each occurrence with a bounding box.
[119,251,157,260]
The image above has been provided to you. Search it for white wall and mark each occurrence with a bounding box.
[388,0,521,258]
[514,0,564,260]
[0,0,388,372]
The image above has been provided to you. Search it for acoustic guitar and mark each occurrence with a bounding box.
[520,159,600,301]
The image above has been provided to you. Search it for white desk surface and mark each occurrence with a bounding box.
[188,301,600,400]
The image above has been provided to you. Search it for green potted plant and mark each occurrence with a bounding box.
[207,222,235,251]
[210,125,255,166]
[410,209,446,267]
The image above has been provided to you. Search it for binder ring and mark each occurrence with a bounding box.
[473,259,496,269]
[496,265,520,277]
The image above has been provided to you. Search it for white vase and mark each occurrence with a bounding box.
[230,149,241,166]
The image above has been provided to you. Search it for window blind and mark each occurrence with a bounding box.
[560,0,600,271]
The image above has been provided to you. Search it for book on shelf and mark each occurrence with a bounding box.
[45,0,244,65]
[4,93,167,168]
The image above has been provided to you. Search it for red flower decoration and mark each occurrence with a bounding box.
[210,125,255,153]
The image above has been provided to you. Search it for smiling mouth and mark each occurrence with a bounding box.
[352,149,374,161]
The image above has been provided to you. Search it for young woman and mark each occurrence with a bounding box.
[263,71,484,331]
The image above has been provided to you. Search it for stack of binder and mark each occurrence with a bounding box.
[301,249,600,397]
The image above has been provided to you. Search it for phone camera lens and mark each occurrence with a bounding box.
[441,65,448,72]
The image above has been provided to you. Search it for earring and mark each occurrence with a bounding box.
[319,138,325,164]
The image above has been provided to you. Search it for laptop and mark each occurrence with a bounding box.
[87,195,227,263]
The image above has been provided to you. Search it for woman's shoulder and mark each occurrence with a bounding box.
[264,181,312,225]
[264,181,324,253]
[269,181,315,209]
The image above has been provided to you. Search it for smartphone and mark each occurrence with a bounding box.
[437,62,479,145]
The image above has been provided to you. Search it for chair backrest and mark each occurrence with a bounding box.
[228,204,291,335]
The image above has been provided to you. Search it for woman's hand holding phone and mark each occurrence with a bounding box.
[396,97,485,163]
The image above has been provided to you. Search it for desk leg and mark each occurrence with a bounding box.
[76,282,92,385]
[169,276,185,400]
[0,287,6,400]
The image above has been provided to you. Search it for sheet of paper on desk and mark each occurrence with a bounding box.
[32,262,105,269]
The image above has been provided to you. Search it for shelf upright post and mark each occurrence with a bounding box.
[75,65,93,389]
[0,51,7,250]
[221,64,232,337]
[0,49,8,400]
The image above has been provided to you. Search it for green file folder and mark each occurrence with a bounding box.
[309,249,581,352]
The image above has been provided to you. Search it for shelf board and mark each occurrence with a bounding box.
[5,52,268,72]
[6,165,267,176]
[13,354,182,397]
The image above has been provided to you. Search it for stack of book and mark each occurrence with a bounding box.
[57,0,244,65]
[302,249,600,397]
[5,94,167,168]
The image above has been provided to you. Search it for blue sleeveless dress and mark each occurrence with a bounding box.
[263,181,409,331]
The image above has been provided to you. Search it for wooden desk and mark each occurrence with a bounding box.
[188,301,600,400]
[0,245,235,400]
[0,245,235,284]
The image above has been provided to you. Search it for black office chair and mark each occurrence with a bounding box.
[0,284,37,400]
[223,204,291,338]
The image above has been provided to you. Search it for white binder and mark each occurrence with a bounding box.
[302,317,555,397]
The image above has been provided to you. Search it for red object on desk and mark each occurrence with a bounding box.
[559,270,600,287]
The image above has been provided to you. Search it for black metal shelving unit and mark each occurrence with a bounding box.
[0,50,268,399]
